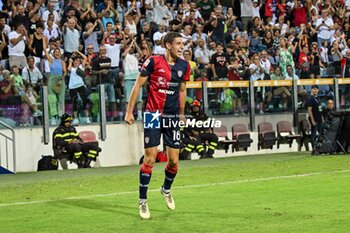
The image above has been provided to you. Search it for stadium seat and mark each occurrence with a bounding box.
[213,125,236,153]
[79,131,98,143]
[231,124,253,152]
[257,122,278,150]
[276,121,301,149]
[298,119,311,151]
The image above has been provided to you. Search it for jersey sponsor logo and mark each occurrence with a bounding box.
[168,82,179,87]
[159,69,165,73]
[158,89,175,95]
[156,76,169,88]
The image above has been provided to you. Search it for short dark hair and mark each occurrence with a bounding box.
[216,42,224,47]
[36,22,44,29]
[163,32,182,47]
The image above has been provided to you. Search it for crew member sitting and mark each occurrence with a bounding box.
[53,113,101,168]
[180,100,218,159]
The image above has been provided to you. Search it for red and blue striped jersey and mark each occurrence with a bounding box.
[140,55,190,115]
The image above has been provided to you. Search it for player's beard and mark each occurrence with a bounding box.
[169,49,180,60]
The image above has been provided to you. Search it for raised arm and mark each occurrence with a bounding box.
[43,39,53,64]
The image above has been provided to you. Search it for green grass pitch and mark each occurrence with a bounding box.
[1,152,350,233]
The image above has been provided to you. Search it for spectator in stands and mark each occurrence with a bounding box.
[11,65,25,96]
[80,3,98,24]
[194,38,211,70]
[240,0,253,31]
[310,42,324,78]
[285,65,299,80]
[121,26,135,48]
[271,66,291,111]
[103,34,122,84]
[11,3,29,30]
[183,49,199,98]
[28,23,46,69]
[44,19,60,42]
[124,4,141,35]
[67,51,91,124]
[170,9,184,33]
[196,0,216,21]
[329,40,343,76]
[83,44,98,88]
[153,23,167,48]
[298,44,311,79]
[291,0,307,28]
[316,9,334,47]
[273,15,289,37]
[262,30,274,51]
[102,5,120,30]
[192,24,209,47]
[228,57,243,115]
[210,6,226,45]
[153,36,166,55]
[210,42,229,80]
[44,46,67,125]
[83,19,103,54]
[0,14,10,37]
[102,22,122,44]
[252,0,262,19]
[92,45,118,121]
[63,18,81,59]
[42,2,61,23]
[122,38,143,120]
[0,29,7,66]
[278,37,296,76]
[154,0,172,27]
[249,53,265,114]
[181,25,193,51]
[0,70,20,105]
[138,22,152,43]
[24,83,41,117]
[195,69,209,102]
[8,23,28,69]
[144,0,156,23]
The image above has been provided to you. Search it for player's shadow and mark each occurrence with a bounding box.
[49,198,168,218]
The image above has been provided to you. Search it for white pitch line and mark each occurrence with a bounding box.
[0,169,349,207]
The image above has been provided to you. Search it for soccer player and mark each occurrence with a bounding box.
[125,32,190,219]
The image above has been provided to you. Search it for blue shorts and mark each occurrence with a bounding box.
[144,117,181,149]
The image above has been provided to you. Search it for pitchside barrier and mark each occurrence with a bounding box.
[186,78,350,130]
[0,120,16,174]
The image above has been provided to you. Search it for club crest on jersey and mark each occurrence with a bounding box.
[145,137,150,144]
[177,70,183,77]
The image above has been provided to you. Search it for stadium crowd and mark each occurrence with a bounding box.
[0,0,350,126]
